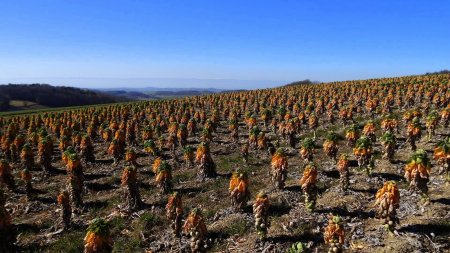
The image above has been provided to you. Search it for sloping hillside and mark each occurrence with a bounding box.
[101,88,227,100]
[8,100,49,111]
[0,84,124,111]
[0,74,449,252]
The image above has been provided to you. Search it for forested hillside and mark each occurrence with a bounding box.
[0,84,123,111]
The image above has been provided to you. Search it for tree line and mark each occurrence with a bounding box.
[0,84,125,111]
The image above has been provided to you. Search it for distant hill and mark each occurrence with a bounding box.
[283,79,319,87]
[425,69,450,75]
[103,90,156,100]
[99,87,226,93]
[0,84,124,112]
[100,87,229,100]
[150,90,216,96]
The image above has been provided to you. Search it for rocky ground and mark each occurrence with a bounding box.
[4,117,450,253]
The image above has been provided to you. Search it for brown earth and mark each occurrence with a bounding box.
[4,117,450,253]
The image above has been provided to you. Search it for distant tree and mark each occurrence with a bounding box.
[284,79,319,87]
[425,70,450,75]
[0,84,125,111]
[0,94,10,110]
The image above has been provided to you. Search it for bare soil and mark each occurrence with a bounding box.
[4,117,450,253]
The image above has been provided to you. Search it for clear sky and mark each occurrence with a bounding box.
[0,0,449,89]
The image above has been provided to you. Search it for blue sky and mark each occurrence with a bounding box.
[0,0,449,89]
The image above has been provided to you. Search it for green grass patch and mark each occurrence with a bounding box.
[46,230,84,253]
[107,216,143,252]
[223,218,251,236]
[204,177,228,191]
[112,212,163,252]
[135,212,163,230]
[112,236,141,253]
[203,209,216,219]
[109,216,126,234]
[216,154,241,173]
